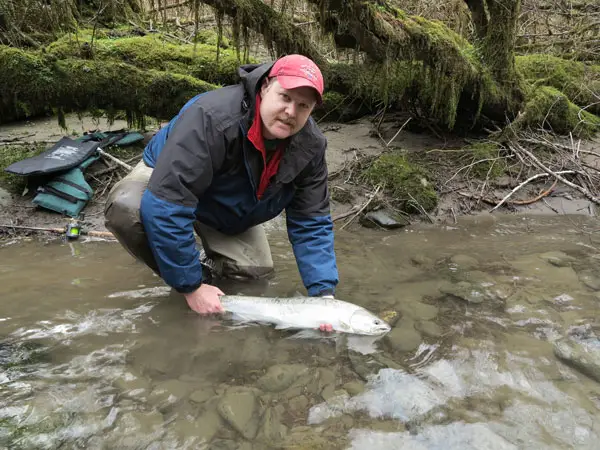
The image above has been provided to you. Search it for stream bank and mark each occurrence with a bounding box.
[0,112,598,239]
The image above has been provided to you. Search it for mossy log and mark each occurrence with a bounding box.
[516,54,600,115]
[0,45,216,127]
[46,32,245,85]
[513,86,600,138]
[199,0,326,65]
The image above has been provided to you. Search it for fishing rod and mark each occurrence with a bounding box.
[0,222,115,240]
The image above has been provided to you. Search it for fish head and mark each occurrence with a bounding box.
[349,310,392,335]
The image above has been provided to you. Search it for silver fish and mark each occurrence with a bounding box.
[219,295,391,336]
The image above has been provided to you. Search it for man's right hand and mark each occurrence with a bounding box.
[184,284,225,315]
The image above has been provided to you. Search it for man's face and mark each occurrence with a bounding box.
[259,78,317,140]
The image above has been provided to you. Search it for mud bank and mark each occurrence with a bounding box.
[0,113,598,239]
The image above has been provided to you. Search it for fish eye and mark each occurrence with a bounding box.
[374,320,381,325]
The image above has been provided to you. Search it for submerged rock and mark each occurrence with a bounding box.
[113,370,151,400]
[173,408,222,444]
[217,387,260,440]
[578,270,600,291]
[148,379,193,408]
[553,337,600,383]
[256,406,288,444]
[343,381,366,396]
[385,320,422,353]
[440,282,486,304]
[539,251,576,267]
[257,364,309,393]
[189,385,216,404]
[360,209,410,229]
[416,320,444,338]
[449,254,480,271]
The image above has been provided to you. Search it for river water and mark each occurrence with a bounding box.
[1,213,600,449]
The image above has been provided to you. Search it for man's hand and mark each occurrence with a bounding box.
[184,284,225,315]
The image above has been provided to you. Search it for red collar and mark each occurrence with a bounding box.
[247,94,285,199]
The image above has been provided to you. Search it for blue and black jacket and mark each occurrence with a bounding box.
[140,61,339,297]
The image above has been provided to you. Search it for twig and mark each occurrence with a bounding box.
[513,142,600,205]
[97,149,133,171]
[332,205,360,222]
[340,185,381,230]
[386,117,412,147]
[407,193,434,223]
[444,157,506,186]
[489,171,574,212]
[542,198,561,214]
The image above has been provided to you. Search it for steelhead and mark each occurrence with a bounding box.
[219,295,391,336]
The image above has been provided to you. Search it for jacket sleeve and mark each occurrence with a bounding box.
[140,103,226,293]
[285,145,339,297]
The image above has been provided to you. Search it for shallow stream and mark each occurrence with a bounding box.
[1,214,600,449]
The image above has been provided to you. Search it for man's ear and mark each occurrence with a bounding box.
[260,77,269,95]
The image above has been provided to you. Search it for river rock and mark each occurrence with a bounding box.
[110,411,164,447]
[217,387,260,440]
[257,406,288,443]
[539,251,576,267]
[288,395,310,414]
[385,319,422,353]
[450,254,480,270]
[578,270,600,291]
[279,369,319,399]
[283,427,333,449]
[440,282,485,304]
[239,332,270,368]
[348,352,387,380]
[114,370,151,399]
[173,408,222,443]
[360,209,410,229]
[257,364,309,393]
[209,439,253,450]
[189,386,216,404]
[342,381,365,396]
[148,379,193,409]
[553,337,600,383]
[410,302,439,321]
[410,254,434,268]
[317,367,336,392]
[322,388,347,402]
[416,320,444,338]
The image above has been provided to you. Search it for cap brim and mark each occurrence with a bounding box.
[277,75,323,105]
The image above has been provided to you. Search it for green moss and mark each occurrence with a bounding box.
[516,54,600,115]
[0,143,48,191]
[195,29,231,48]
[0,45,218,126]
[521,85,600,137]
[46,33,245,85]
[464,142,507,179]
[362,152,438,213]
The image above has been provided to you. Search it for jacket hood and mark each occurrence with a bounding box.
[238,62,276,99]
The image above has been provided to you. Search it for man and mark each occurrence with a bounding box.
[104,54,339,317]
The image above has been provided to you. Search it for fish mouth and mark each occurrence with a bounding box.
[364,325,391,336]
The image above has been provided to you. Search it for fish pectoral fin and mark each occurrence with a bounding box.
[338,321,351,332]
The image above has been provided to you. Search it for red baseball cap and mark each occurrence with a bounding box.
[268,54,324,104]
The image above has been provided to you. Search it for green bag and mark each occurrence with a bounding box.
[32,154,100,217]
